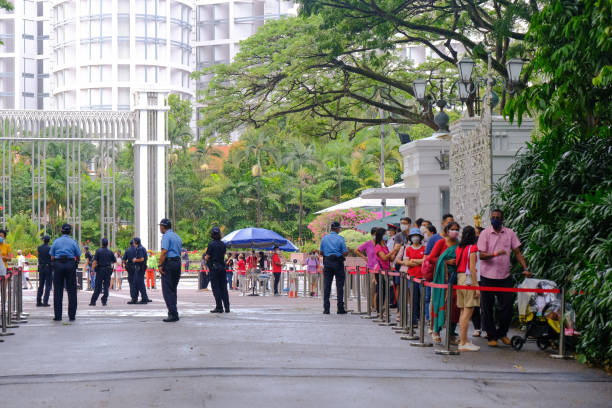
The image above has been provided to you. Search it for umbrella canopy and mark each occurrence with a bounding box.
[262,240,299,252]
[353,211,404,233]
[222,227,289,249]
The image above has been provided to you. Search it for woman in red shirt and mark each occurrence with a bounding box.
[455,226,480,351]
[402,228,426,325]
[236,254,246,293]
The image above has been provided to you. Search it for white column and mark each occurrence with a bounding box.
[133,89,170,251]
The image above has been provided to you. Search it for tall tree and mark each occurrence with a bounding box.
[283,141,319,242]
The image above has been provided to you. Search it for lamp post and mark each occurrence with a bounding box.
[412,78,451,134]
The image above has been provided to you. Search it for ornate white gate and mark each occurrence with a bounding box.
[0,90,169,250]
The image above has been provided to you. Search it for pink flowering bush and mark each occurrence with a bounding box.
[307,209,390,241]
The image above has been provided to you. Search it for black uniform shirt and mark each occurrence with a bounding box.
[134,246,147,266]
[94,248,117,268]
[37,244,51,265]
[123,246,136,265]
[206,240,227,267]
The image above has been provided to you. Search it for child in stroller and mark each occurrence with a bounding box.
[510,279,579,351]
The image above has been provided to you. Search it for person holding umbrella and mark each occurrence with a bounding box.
[205,227,230,313]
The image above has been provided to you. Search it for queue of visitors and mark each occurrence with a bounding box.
[352,209,529,352]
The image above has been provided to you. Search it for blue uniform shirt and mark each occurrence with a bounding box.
[320,231,347,257]
[161,229,182,258]
[50,234,81,259]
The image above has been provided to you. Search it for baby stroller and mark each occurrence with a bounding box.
[510,279,579,352]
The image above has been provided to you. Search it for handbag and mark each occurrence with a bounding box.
[421,255,435,281]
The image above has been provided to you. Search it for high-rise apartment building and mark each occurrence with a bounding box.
[0,1,52,109]
[51,0,194,110]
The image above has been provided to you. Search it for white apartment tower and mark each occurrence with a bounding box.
[0,1,297,113]
[51,0,194,110]
[0,1,52,109]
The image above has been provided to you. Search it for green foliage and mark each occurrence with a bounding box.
[499,0,612,367]
[5,214,44,255]
[339,229,368,253]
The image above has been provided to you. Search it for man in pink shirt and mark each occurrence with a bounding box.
[478,209,531,347]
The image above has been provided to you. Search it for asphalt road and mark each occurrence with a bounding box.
[0,284,610,407]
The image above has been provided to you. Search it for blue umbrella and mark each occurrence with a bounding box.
[262,240,299,252]
[222,227,289,249]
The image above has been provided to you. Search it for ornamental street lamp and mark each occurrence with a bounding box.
[412,78,452,133]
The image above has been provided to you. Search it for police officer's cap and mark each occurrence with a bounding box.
[159,218,172,228]
[42,235,50,242]
[61,223,72,234]
[101,238,109,247]
[133,237,141,245]
[129,239,134,245]
[330,221,341,230]
[211,226,221,234]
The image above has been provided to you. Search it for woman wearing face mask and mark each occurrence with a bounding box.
[430,222,461,344]
[402,228,426,326]
[374,228,396,315]
[455,226,480,351]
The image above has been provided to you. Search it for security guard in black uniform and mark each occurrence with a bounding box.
[132,237,151,304]
[205,227,230,313]
[123,240,138,304]
[36,235,53,307]
[89,238,116,306]
[50,224,81,321]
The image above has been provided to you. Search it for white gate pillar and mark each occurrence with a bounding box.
[133,90,170,250]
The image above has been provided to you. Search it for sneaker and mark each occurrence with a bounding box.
[472,330,482,337]
[500,336,511,345]
[459,343,480,352]
[488,340,498,347]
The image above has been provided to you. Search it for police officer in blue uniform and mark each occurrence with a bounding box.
[319,221,348,315]
[36,235,53,307]
[50,224,81,321]
[88,238,116,306]
[123,240,138,304]
[132,237,151,304]
[158,218,182,322]
[205,227,230,313]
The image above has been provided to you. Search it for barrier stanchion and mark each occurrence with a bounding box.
[401,275,418,340]
[411,280,432,347]
[354,267,365,315]
[379,271,395,326]
[16,268,28,320]
[551,287,571,359]
[362,268,375,319]
[6,271,18,329]
[372,270,383,322]
[435,280,459,355]
[393,271,407,332]
[344,267,352,312]
[0,276,12,338]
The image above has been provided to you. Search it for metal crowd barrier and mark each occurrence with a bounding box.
[1,267,26,342]
[357,270,570,359]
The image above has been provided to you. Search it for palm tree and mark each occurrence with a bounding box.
[238,130,278,227]
[283,140,319,243]
[321,139,353,202]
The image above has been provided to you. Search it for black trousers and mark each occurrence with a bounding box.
[37,264,53,304]
[323,260,345,312]
[161,259,181,318]
[53,259,77,320]
[210,263,229,311]
[134,263,149,301]
[126,264,137,301]
[479,276,515,341]
[90,267,112,305]
[273,272,281,294]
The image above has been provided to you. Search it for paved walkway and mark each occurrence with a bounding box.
[0,285,610,407]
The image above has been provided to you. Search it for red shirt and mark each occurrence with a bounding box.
[455,244,478,273]
[375,244,390,270]
[246,256,257,269]
[428,238,448,266]
[272,253,282,273]
[405,245,425,277]
[237,259,246,275]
